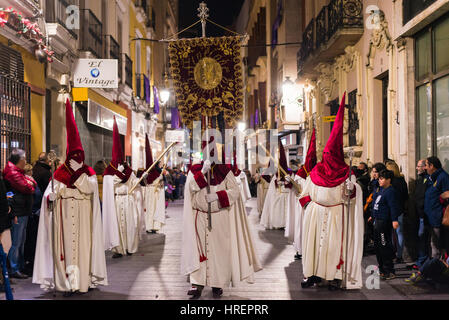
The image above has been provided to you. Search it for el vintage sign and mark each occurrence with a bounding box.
[73,59,118,88]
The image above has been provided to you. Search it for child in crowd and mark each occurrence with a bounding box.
[369,169,400,280]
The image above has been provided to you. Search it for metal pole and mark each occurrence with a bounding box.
[198,1,212,232]
[343,147,355,289]
[48,150,57,297]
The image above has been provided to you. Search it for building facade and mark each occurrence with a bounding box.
[0,0,178,171]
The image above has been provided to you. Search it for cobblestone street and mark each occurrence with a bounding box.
[3,198,449,300]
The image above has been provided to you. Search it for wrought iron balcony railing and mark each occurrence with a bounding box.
[45,0,79,39]
[80,9,103,58]
[297,0,363,76]
[104,35,121,80]
[124,54,133,88]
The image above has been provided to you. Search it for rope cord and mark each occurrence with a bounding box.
[205,18,246,37]
[162,20,202,41]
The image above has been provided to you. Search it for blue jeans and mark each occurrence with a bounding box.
[416,218,431,267]
[8,216,29,274]
[394,215,404,259]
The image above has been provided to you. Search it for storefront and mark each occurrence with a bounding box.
[415,12,449,172]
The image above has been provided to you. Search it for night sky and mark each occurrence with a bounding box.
[178,0,245,38]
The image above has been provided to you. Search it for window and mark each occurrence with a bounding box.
[415,14,449,172]
[403,0,436,25]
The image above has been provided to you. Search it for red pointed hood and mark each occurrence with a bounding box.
[54,99,95,187]
[65,99,84,162]
[297,128,317,179]
[145,133,153,168]
[111,117,124,168]
[278,137,289,178]
[310,93,350,188]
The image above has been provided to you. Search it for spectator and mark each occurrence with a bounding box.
[406,256,449,287]
[2,149,36,279]
[413,159,430,269]
[385,161,409,264]
[369,169,400,280]
[364,163,387,254]
[178,171,186,199]
[93,160,107,203]
[356,162,370,206]
[32,152,51,194]
[23,164,41,277]
[0,172,12,292]
[424,156,449,260]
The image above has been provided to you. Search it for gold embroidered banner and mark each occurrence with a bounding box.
[168,36,244,129]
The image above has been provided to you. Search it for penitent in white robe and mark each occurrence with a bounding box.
[292,175,306,254]
[284,174,303,245]
[260,177,289,230]
[181,168,262,289]
[102,173,142,255]
[143,176,166,232]
[300,175,364,289]
[238,172,252,203]
[33,174,108,293]
[256,177,270,216]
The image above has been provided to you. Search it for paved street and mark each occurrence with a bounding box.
[3,198,449,300]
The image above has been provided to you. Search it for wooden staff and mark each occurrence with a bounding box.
[258,143,302,195]
[128,142,178,194]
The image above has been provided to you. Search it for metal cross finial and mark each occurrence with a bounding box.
[197,1,209,38]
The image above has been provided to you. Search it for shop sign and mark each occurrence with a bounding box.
[74,59,118,88]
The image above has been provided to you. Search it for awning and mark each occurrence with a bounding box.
[72,88,127,118]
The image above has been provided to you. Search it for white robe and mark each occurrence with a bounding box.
[238,172,252,203]
[293,176,306,254]
[33,173,108,293]
[260,177,289,230]
[102,173,141,255]
[285,174,301,244]
[300,175,364,289]
[256,177,270,215]
[181,169,262,289]
[142,176,166,232]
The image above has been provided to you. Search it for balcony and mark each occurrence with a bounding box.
[0,0,40,18]
[297,0,363,78]
[45,0,79,39]
[105,35,121,80]
[79,9,103,58]
[124,54,133,88]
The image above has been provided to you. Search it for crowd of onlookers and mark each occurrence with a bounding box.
[1,148,449,292]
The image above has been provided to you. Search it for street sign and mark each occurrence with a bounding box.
[323,116,336,123]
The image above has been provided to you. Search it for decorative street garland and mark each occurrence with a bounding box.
[0,7,54,62]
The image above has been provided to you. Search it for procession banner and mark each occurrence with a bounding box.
[168,36,245,129]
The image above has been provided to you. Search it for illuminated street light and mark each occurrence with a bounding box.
[160,90,170,105]
[238,122,246,132]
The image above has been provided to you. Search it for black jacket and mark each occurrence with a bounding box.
[415,172,428,219]
[357,173,370,205]
[0,175,11,233]
[392,176,409,215]
[32,161,52,193]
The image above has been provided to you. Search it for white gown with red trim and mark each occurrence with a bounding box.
[256,176,270,215]
[143,176,166,232]
[238,172,252,203]
[299,175,364,289]
[260,177,289,230]
[292,175,306,254]
[33,174,108,293]
[181,166,262,289]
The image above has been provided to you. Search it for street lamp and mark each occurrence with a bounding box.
[238,122,246,132]
[160,89,170,105]
[282,77,295,100]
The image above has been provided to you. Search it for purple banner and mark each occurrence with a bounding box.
[153,86,160,114]
[171,107,181,129]
[255,110,259,126]
[144,75,151,104]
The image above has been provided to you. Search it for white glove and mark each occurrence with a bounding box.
[142,172,149,180]
[345,180,355,191]
[201,160,211,175]
[205,193,218,203]
[118,165,125,172]
[48,192,57,202]
[69,159,83,172]
[285,175,292,183]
